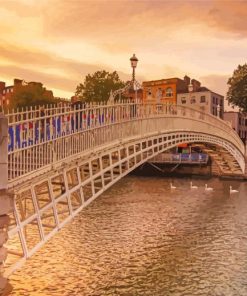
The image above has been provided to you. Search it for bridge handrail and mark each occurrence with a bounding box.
[5,102,245,182]
[5,102,244,152]
[149,152,209,164]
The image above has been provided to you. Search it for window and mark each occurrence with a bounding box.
[190,96,196,104]
[165,87,173,97]
[213,97,215,104]
[156,88,162,103]
[239,117,241,126]
[245,119,247,126]
[181,97,186,104]
[216,97,218,105]
[146,88,152,97]
[200,96,206,103]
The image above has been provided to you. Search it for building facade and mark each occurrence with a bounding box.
[0,81,15,109]
[0,79,54,110]
[224,111,247,143]
[142,77,188,105]
[177,78,224,119]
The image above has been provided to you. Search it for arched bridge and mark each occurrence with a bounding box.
[0,102,245,277]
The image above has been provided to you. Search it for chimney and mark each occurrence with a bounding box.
[191,79,201,92]
[184,75,190,86]
[14,79,23,86]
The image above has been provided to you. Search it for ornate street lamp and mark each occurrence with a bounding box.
[130,54,138,101]
[217,104,220,118]
[108,53,142,104]
[130,54,138,82]
[188,84,193,93]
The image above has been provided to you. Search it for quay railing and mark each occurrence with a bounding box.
[4,101,245,183]
[149,153,209,164]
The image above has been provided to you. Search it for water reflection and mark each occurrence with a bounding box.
[9,177,247,295]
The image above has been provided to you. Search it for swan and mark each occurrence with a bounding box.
[230,186,238,194]
[205,184,213,191]
[190,181,198,189]
[170,183,176,189]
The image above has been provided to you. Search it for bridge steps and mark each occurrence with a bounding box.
[202,146,243,177]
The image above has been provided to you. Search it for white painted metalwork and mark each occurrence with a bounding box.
[149,153,209,164]
[5,102,245,187]
[3,102,246,276]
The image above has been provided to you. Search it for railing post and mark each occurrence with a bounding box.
[0,114,13,294]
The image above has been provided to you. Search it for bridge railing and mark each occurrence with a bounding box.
[5,101,244,183]
[149,153,209,164]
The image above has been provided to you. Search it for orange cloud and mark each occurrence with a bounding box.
[41,0,247,44]
[0,43,135,95]
[0,0,246,98]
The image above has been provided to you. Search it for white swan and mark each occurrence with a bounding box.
[205,184,213,191]
[170,183,176,189]
[190,181,198,189]
[230,186,239,194]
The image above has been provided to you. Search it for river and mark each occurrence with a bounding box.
[8,176,247,296]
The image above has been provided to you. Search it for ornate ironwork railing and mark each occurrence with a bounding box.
[4,102,245,183]
[149,153,209,164]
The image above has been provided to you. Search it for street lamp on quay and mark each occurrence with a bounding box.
[217,104,221,118]
[108,53,142,104]
[130,54,139,101]
[130,54,138,82]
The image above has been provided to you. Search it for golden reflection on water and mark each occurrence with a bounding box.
[8,177,247,295]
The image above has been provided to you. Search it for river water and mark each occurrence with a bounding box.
[8,176,247,296]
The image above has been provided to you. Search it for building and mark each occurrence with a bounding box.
[124,88,143,101]
[142,77,188,104]
[177,77,224,119]
[0,79,54,109]
[224,111,247,143]
[0,80,15,109]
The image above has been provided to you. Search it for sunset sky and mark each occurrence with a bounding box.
[1,0,247,104]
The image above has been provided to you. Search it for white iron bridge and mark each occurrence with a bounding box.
[0,101,245,277]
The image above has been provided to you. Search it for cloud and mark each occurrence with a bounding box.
[0,64,76,93]
[41,0,247,45]
[0,43,134,94]
[0,0,246,98]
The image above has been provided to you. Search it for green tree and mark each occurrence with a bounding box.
[10,82,56,109]
[227,64,247,112]
[75,70,125,102]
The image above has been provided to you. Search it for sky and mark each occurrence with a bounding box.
[0,0,247,105]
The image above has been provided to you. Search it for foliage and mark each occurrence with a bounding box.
[9,82,56,109]
[75,70,126,102]
[227,64,247,112]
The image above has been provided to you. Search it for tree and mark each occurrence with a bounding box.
[227,64,247,112]
[75,70,126,102]
[9,82,56,109]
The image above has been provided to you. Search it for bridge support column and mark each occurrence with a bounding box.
[0,114,13,294]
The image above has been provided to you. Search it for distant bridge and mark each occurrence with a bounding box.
[0,102,245,278]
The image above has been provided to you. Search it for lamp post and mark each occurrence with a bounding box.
[130,54,138,82]
[217,104,220,118]
[130,54,138,101]
[188,83,193,106]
